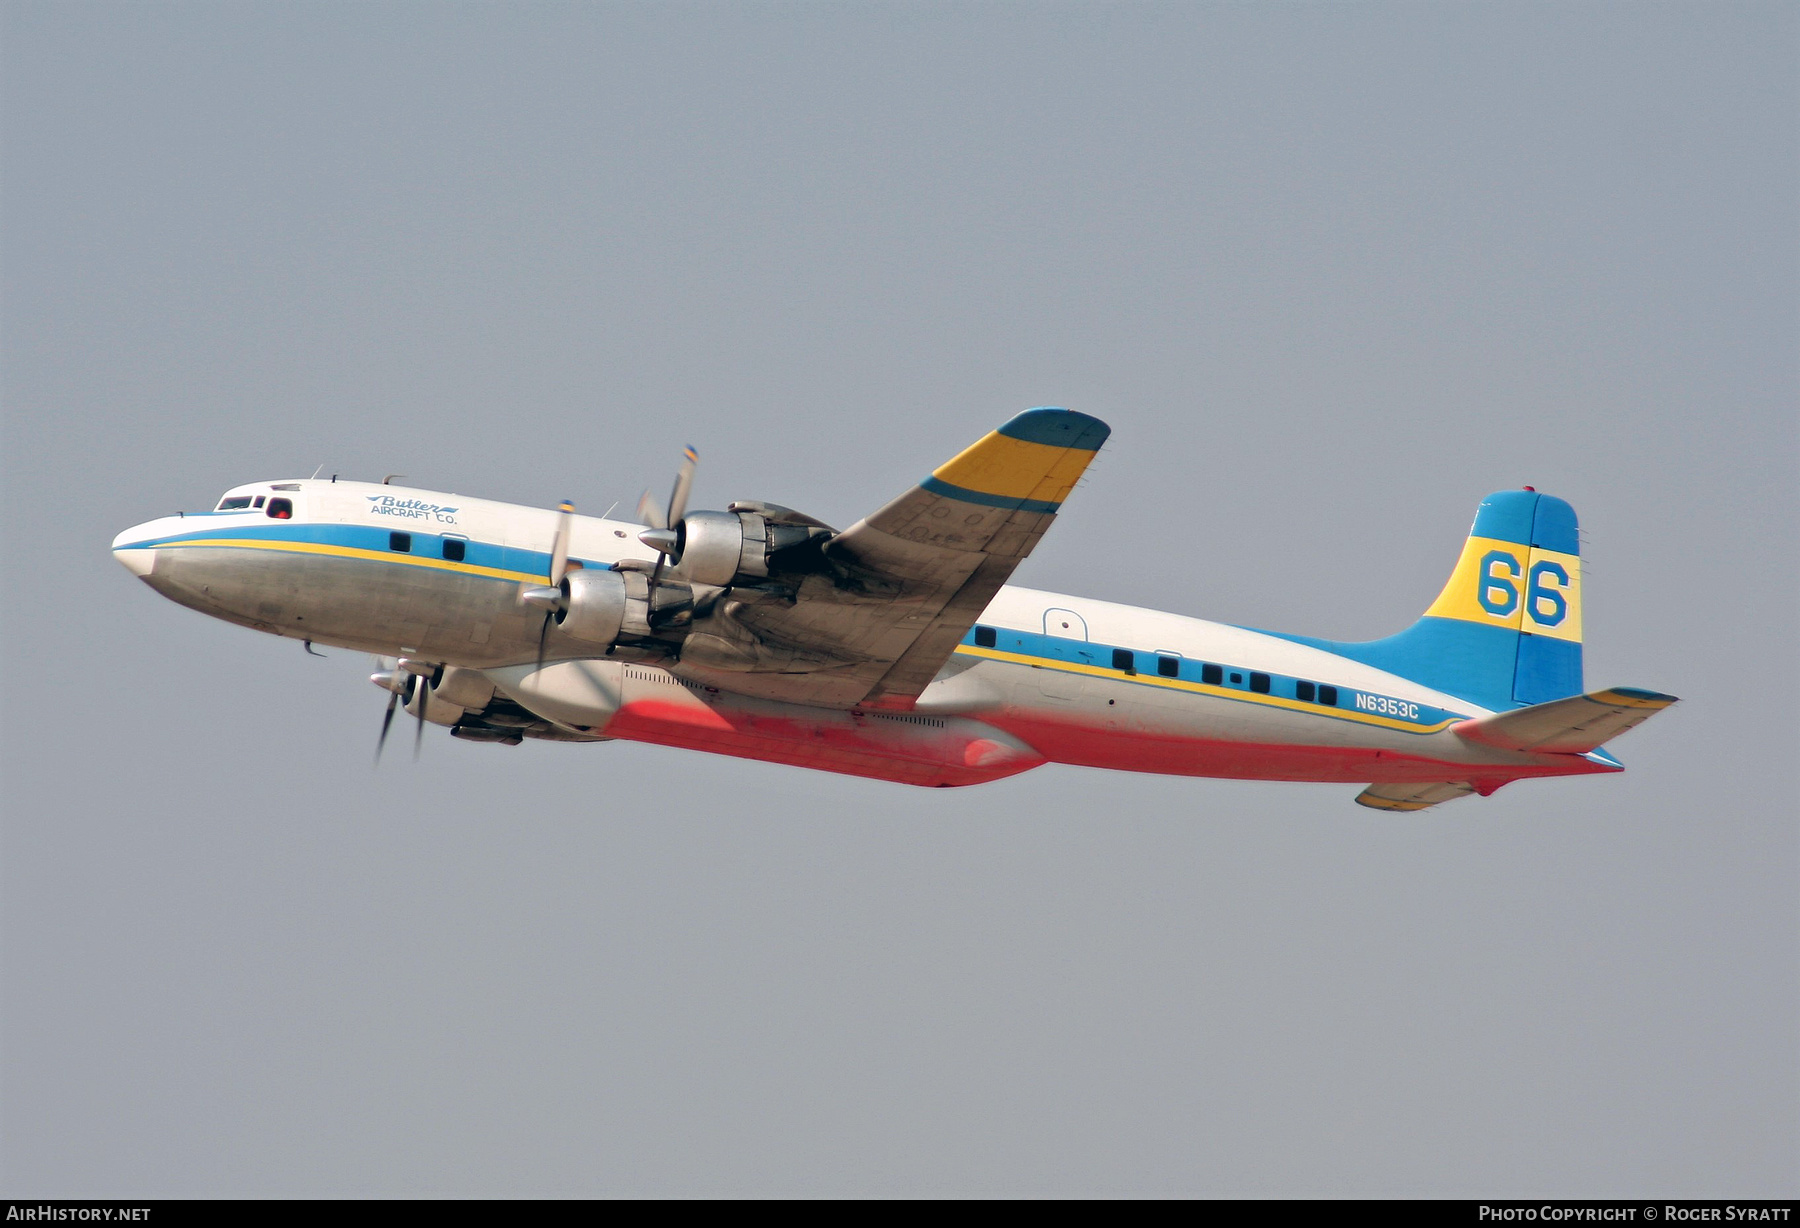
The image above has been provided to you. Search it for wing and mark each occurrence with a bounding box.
[677,407,1109,708]
[1355,689,1677,811]
[1452,687,1678,754]
[1354,781,1479,812]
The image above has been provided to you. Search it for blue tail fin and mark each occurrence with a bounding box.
[1272,490,1584,712]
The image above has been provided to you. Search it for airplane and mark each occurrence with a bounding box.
[110,408,1675,809]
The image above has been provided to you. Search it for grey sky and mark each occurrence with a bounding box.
[3,1,1794,1197]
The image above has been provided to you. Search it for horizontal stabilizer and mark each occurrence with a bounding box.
[1355,781,1478,812]
[1453,687,1678,755]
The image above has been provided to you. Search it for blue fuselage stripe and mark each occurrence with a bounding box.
[119,520,570,580]
[959,625,1470,733]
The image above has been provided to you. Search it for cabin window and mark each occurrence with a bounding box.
[1295,680,1316,702]
[1157,655,1179,678]
[1319,685,1339,706]
[442,538,466,562]
[974,625,997,648]
[1250,672,1270,694]
[1111,648,1135,673]
[389,531,412,552]
[217,496,253,511]
[1201,663,1223,686]
[1230,672,1243,685]
[266,498,293,520]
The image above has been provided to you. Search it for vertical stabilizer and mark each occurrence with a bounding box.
[1269,490,1584,711]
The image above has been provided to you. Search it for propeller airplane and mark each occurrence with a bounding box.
[111,408,1674,808]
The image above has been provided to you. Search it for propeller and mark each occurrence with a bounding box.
[638,446,698,604]
[516,449,694,654]
[518,500,576,673]
[372,656,436,765]
[372,657,403,765]
[637,447,697,534]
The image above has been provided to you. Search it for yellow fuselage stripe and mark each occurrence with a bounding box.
[951,644,1460,734]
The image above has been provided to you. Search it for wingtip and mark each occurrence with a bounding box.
[998,407,1111,451]
[1593,687,1679,709]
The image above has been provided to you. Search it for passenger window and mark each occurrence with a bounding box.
[442,538,466,562]
[1112,648,1135,673]
[974,626,997,648]
[266,498,293,519]
[1201,663,1223,686]
[217,496,253,511]
[1319,685,1339,706]
[390,532,412,552]
[1157,655,1179,678]
[1250,672,1270,694]
[1230,672,1243,685]
[1296,680,1316,702]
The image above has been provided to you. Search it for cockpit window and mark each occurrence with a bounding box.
[253,495,265,509]
[217,496,254,511]
[266,497,293,520]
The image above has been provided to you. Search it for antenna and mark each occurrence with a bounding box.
[382,474,406,485]
[310,463,326,479]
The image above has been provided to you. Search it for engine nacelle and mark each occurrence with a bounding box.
[556,568,629,645]
[487,659,625,732]
[556,567,693,645]
[432,666,495,712]
[658,507,832,586]
[374,664,464,727]
[674,510,766,586]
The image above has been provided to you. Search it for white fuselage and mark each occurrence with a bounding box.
[113,478,1607,790]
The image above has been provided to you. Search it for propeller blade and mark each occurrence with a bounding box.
[536,610,551,674]
[376,688,399,765]
[413,674,426,760]
[548,500,574,587]
[636,490,665,530]
[666,446,698,527]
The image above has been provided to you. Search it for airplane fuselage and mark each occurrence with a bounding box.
[113,478,1618,792]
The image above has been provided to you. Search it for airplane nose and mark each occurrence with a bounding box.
[111,523,158,578]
